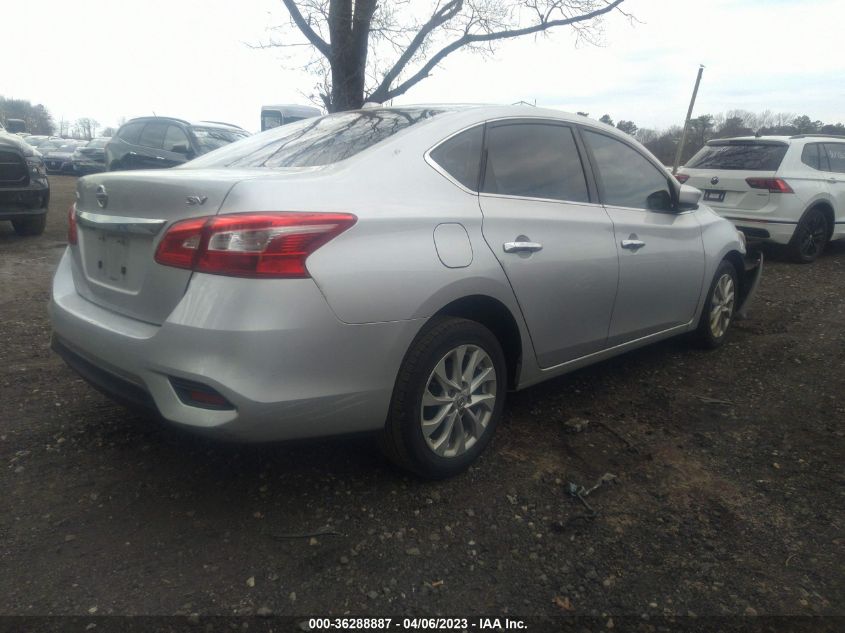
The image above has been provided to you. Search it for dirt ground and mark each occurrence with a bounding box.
[1,175,843,621]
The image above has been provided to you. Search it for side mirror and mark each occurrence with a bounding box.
[646,189,673,212]
[678,184,702,210]
[171,143,190,155]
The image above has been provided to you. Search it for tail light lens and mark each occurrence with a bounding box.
[67,203,78,245]
[675,173,690,184]
[746,177,793,193]
[155,212,357,278]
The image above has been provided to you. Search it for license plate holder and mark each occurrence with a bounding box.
[704,189,726,202]
[95,232,130,283]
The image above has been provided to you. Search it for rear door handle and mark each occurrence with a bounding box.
[621,239,646,250]
[503,241,543,253]
[828,178,839,184]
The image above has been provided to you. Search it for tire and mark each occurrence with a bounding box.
[694,259,739,349]
[381,316,507,479]
[12,214,47,236]
[787,207,829,264]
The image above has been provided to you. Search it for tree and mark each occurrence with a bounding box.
[598,114,614,126]
[101,127,117,137]
[264,0,630,111]
[0,96,54,134]
[75,118,99,140]
[791,115,820,135]
[616,119,637,135]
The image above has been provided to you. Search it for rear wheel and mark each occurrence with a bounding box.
[694,259,738,349]
[381,316,506,479]
[788,208,829,263]
[12,214,46,236]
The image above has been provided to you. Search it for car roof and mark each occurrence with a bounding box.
[123,116,246,131]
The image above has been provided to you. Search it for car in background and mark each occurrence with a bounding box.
[71,138,109,174]
[43,141,84,174]
[4,119,27,134]
[260,104,321,131]
[0,131,50,235]
[27,137,65,154]
[677,135,845,262]
[106,117,250,171]
[51,105,762,478]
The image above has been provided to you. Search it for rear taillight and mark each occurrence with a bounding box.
[675,173,690,184]
[154,212,357,278]
[746,177,793,193]
[67,203,78,245]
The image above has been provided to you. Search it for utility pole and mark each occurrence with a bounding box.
[672,64,705,175]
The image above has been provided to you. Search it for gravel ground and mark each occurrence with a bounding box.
[1,175,843,620]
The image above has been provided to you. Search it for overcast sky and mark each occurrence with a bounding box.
[4,0,843,133]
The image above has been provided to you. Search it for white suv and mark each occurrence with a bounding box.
[677,135,845,262]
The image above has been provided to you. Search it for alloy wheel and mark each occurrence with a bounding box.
[799,213,828,259]
[709,273,735,339]
[420,344,497,458]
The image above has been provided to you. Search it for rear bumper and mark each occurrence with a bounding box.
[723,216,796,245]
[49,249,422,442]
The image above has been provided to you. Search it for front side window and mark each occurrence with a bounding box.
[163,125,190,153]
[188,108,443,169]
[138,122,167,149]
[261,111,282,131]
[430,126,483,191]
[481,123,589,202]
[823,143,845,173]
[583,130,672,211]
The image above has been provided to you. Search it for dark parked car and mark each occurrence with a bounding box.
[71,137,109,174]
[106,117,249,171]
[43,142,83,174]
[0,132,50,235]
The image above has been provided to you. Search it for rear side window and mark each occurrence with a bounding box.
[801,143,822,170]
[583,130,672,211]
[430,126,483,190]
[686,142,787,170]
[118,122,144,144]
[188,108,442,169]
[824,143,845,173]
[138,122,167,149]
[481,123,589,202]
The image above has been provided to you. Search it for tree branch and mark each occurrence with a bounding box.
[375,0,626,103]
[281,0,331,57]
[369,0,463,103]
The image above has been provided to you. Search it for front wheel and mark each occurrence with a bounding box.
[12,214,47,236]
[381,316,507,479]
[694,259,738,349]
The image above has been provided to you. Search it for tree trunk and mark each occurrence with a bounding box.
[326,0,376,112]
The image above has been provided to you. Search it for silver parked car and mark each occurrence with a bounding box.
[50,105,762,478]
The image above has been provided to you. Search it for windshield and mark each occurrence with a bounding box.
[189,108,444,169]
[687,142,788,171]
[192,127,250,154]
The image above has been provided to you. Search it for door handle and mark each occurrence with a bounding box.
[503,241,543,253]
[828,178,838,184]
[621,239,646,250]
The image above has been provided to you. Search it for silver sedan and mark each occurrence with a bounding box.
[50,105,762,478]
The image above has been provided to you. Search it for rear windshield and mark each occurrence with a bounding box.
[188,108,443,169]
[687,142,787,171]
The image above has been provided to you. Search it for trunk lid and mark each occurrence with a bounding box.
[71,169,259,324]
[679,169,776,211]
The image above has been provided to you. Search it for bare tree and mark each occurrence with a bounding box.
[75,118,99,140]
[259,0,631,111]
